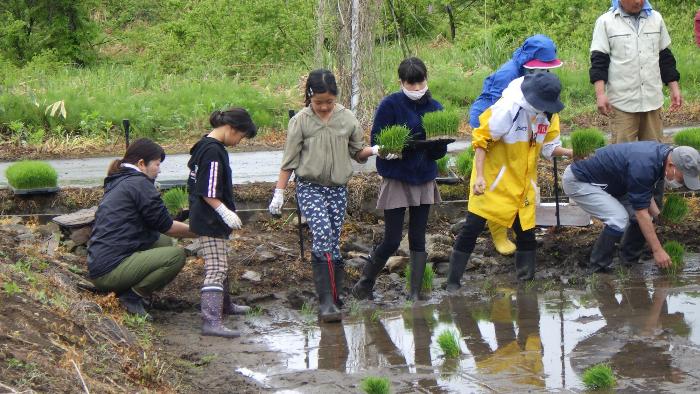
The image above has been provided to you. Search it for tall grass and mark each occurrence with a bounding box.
[5,161,58,189]
[661,194,689,223]
[673,128,700,150]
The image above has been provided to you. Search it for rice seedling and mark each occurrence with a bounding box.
[570,128,606,159]
[560,134,572,149]
[162,187,189,215]
[300,301,316,322]
[660,194,689,223]
[437,330,461,358]
[360,376,391,394]
[663,240,685,277]
[672,128,700,150]
[404,262,434,292]
[455,147,475,178]
[5,160,58,189]
[581,363,616,390]
[376,124,411,157]
[422,110,461,139]
[436,155,450,176]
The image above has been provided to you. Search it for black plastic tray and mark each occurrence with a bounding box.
[10,186,60,195]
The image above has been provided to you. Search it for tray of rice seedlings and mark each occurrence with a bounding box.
[660,194,689,223]
[582,363,616,390]
[404,262,434,292]
[570,128,606,160]
[162,187,189,220]
[673,127,700,150]
[560,134,571,149]
[360,376,390,394]
[376,124,411,159]
[663,240,685,277]
[437,329,461,358]
[421,110,460,141]
[5,160,59,195]
[455,147,475,181]
[436,155,460,185]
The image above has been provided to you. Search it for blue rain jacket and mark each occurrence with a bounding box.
[468,34,557,128]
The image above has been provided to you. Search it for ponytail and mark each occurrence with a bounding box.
[209,107,257,138]
[106,139,165,176]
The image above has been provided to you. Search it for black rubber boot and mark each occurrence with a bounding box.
[446,250,471,292]
[515,250,536,281]
[408,251,428,301]
[351,254,389,300]
[312,253,342,323]
[118,289,150,319]
[589,230,623,273]
[201,290,240,338]
[222,278,251,316]
[619,222,645,266]
[333,258,345,307]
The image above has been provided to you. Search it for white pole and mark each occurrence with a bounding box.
[350,0,360,113]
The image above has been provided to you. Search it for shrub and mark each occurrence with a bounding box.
[673,128,700,150]
[422,110,460,139]
[570,128,606,158]
[663,241,685,276]
[162,188,188,215]
[360,376,390,394]
[404,262,434,292]
[660,194,689,223]
[455,147,475,178]
[376,125,411,156]
[437,330,461,358]
[5,160,58,189]
[436,155,450,176]
[582,363,616,390]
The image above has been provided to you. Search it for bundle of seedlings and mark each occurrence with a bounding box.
[582,363,616,390]
[660,194,689,223]
[5,160,59,193]
[455,147,475,180]
[570,128,606,160]
[404,262,434,292]
[436,155,451,177]
[673,128,700,150]
[663,240,685,277]
[422,110,460,140]
[437,330,461,358]
[359,376,391,394]
[376,124,411,159]
[162,187,189,220]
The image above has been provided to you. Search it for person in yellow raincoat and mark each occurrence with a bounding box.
[447,72,572,289]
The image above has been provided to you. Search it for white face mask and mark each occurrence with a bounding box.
[665,167,684,189]
[402,85,428,101]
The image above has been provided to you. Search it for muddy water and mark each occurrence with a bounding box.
[158,255,700,393]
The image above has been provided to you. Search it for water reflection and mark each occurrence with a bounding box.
[257,264,700,392]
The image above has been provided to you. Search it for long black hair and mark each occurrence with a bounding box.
[108,138,165,176]
[210,107,257,138]
[398,57,428,83]
[304,69,338,107]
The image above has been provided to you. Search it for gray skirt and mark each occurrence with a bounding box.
[376,178,442,210]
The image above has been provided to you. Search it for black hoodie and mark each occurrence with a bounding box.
[87,169,173,279]
[187,136,236,238]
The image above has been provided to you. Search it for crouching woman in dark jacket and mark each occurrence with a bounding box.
[87,138,196,317]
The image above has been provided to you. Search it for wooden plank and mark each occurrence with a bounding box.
[52,206,98,228]
[536,203,591,227]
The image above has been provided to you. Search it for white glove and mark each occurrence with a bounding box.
[371,145,399,160]
[214,204,242,230]
[269,188,285,215]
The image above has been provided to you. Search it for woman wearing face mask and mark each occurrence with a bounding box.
[446,72,572,289]
[352,57,448,302]
[88,138,197,318]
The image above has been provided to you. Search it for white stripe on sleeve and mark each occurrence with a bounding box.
[208,162,219,197]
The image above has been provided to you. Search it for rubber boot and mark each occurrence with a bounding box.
[118,289,150,319]
[351,254,389,300]
[589,229,623,273]
[312,253,342,323]
[488,221,516,256]
[201,290,240,338]
[222,278,251,316]
[515,250,536,281]
[446,250,471,292]
[619,222,645,266]
[408,251,428,301]
[333,258,345,307]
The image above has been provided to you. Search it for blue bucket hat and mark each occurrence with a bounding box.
[521,73,565,114]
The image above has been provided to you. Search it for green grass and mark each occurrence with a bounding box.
[2,281,22,296]
[436,155,450,176]
[582,363,616,390]
[455,147,475,178]
[422,110,460,139]
[673,128,700,150]
[661,194,689,223]
[5,160,58,189]
[376,125,411,156]
[162,187,188,215]
[360,376,391,394]
[570,128,606,159]
[404,262,434,292]
[436,330,461,358]
[663,241,685,277]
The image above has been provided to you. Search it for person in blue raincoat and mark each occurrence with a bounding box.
[468,34,562,257]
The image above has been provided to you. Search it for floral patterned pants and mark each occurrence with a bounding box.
[297,180,348,260]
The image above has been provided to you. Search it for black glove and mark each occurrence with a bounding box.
[408,139,454,160]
